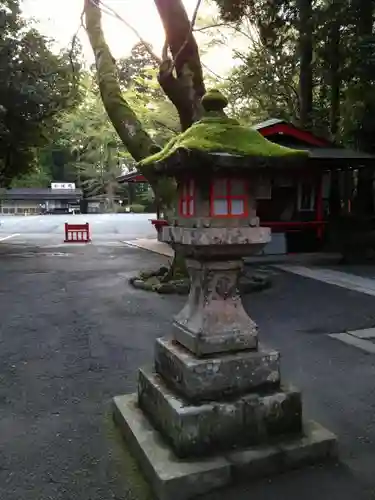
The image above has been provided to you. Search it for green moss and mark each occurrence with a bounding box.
[140,91,309,167]
[202,89,228,111]
[104,411,153,500]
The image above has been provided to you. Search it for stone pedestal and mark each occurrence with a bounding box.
[173,259,259,356]
[113,225,337,500]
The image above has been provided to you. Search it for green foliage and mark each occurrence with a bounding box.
[11,166,51,188]
[213,0,375,151]
[117,42,179,145]
[45,44,181,209]
[57,77,126,208]
[128,203,145,213]
[138,186,155,203]
[0,0,81,185]
[201,2,300,123]
[134,185,157,212]
[117,42,163,99]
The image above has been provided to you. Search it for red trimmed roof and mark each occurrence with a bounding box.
[253,118,331,147]
[117,171,147,183]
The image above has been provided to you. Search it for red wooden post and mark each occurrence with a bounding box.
[64,223,69,242]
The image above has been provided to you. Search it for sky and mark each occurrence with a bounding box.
[22,0,236,76]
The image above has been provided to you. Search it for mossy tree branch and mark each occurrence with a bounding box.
[83,0,207,279]
[84,0,176,208]
[84,1,156,164]
[84,0,206,209]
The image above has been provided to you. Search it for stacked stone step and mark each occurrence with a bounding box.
[138,335,303,459]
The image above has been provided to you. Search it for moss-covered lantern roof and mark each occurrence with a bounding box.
[139,89,309,174]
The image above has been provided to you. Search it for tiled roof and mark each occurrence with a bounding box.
[2,188,83,200]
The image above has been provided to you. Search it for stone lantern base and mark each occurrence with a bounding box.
[114,387,336,500]
[113,332,337,500]
[113,226,337,500]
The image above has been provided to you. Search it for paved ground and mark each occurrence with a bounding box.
[329,263,375,280]
[0,213,156,246]
[1,215,375,499]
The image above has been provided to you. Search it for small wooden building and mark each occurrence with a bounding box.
[118,118,375,254]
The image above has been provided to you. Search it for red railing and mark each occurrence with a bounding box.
[64,223,91,243]
[150,219,169,231]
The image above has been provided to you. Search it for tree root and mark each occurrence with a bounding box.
[129,266,272,295]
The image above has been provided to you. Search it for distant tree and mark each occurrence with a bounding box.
[11,167,51,188]
[0,0,81,186]
[53,67,179,207]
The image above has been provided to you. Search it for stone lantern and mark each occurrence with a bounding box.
[113,90,337,500]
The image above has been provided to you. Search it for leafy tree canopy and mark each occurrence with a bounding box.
[0,0,81,186]
[212,0,375,152]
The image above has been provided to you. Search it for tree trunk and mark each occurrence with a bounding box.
[154,0,205,130]
[162,250,188,282]
[353,0,375,152]
[84,1,157,166]
[328,3,341,140]
[351,1,375,218]
[106,182,115,212]
[297,0,313,130]
[84,0,205,280]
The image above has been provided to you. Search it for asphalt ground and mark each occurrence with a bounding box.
[0,213,157,247]
[0,215,375,500]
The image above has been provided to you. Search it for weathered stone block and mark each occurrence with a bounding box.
[113,394,231,500]
[161,226,270,254]
[154,337,280,402]
[173,323,258,357]
[113,394,337,500]
[138,368,244,458]
[173,259,259,357]
[279,420,338,468]
[260,390,303,437]
[138,367,302,459]
[229,420,338,481]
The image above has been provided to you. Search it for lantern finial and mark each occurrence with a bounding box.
[201,89,228,114]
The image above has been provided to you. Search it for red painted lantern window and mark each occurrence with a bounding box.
[179,179,195,216]
[210,178,248,217]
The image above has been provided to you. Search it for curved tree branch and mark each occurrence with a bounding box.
[170,0,203,73]
[84,0,179,212]
[154,0,206,130]
[84,0,157,164]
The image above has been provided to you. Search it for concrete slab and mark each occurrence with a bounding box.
[276,264,375,297]
[347,327,375,339]
[124,238,174,257]
[113,394,338,500]
[328,333,375,354]
[246,252,341,265]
